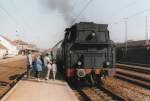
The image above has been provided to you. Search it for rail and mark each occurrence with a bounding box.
[73,85,124,101]
[115,63,150,88]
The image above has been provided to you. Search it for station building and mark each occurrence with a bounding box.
[0,35,18,58]
[13,40,38,55]
[0,44,7,58]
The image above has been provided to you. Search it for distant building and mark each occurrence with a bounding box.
[13,40,38,54]
[116,40,147,47]
[0,35,18,57]
[0,44,7,58]
[13,40,28,50]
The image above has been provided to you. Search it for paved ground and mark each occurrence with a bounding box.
[1,80,79,101]
[0,55,26,97]
[0,55,78,101]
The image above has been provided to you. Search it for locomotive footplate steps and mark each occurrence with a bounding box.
[1,80,79,101]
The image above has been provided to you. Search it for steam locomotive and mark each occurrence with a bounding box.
[52,22,116,85]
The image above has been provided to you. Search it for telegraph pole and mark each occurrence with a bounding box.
[124,18,128,54]
[145,16,149,44]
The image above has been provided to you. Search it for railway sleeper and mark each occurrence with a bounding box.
[92,87,123,101]
[97,85,125,101]
[93,88,114,101]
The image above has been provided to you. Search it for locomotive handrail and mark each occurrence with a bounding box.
[74,42,113,45]
[51,40,63,51]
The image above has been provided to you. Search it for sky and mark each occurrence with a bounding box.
[1,0,150,49]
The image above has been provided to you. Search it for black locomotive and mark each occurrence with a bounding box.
[52,22,116,85]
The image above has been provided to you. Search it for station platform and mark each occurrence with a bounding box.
[1,79,79,101]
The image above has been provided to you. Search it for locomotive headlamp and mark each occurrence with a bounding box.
[92,33,96,37]
[69,51,72,54]
[106,61,110,66]
[77,61,82,66]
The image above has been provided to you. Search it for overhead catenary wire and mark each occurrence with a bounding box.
[71,0,94,25]
[110,7,150,50]
[128,8,150,19]
[111,0,138,17]
[109,1,138,25]
[111,8,150,25]
[10,0,34,35]
[0,4,27,33]
[71,0,79,13]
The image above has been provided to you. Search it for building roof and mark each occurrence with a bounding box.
[0,44,7,49]
[13,39,38,51]
[0,35,15,46]
[0,35,38,50]
[13,40,28,45]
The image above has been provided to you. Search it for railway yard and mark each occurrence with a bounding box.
[1,0,150,101]
[2,0,150,100]
[0,55,149,101]
[0,22,150,101]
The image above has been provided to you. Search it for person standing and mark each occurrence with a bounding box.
[45,61,52,80]
[44,53,51,79]
[43,53,50,68]
[35,55,43,81]
[26,51,32,79]
[52,60,57,80]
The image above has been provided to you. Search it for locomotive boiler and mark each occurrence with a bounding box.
[53,22,116,85]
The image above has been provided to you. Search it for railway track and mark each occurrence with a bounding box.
[115,63,150,88]
[74,85,124,101]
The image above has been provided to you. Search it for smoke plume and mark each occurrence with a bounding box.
[43,0,74,26]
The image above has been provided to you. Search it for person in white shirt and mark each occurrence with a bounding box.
[44,53,50,68]
[44,53,51,79]
[52,60,57,80]
[26,51,32,79]
[45,61,52,80]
